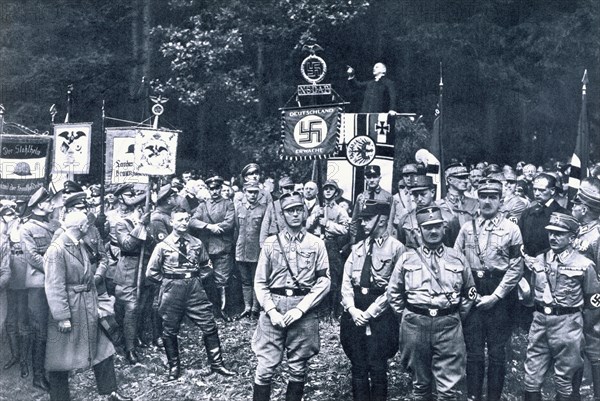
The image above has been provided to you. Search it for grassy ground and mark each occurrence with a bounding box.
[0,318,594,400]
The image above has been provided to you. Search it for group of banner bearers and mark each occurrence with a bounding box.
[2,159,600,401]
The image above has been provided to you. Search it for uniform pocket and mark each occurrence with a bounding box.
[403,264,423,290]
[297,250,316,271]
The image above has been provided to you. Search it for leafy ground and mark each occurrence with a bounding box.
[0,319,594,400]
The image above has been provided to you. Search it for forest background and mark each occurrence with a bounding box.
[1,0,598,183]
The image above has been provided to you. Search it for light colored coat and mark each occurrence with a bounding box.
[44,232,114,371]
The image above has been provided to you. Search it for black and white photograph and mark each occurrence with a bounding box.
[1,0,599,400]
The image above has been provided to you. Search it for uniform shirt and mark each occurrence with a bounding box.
[106,208,129,246]
[234,196,267,262]
[391,189,416,228]
[454,213,524,299]
[436,192,479,228]
[387,245,475,319]
[234,188,272,207]
[352,186,393,218]
[305,200,350,239]
[146,232,212,281]
[500,195,528,223]
[150,206,172,243]
[21,215,59,288]
[574,221,600,274]
[341,234,405,318]
[529,248,600,308]
[189,197,235,255]
[255,228,330,314]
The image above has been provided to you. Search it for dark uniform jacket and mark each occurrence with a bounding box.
[114,217,153,287]
[234,197,267,263]
[190,197,235,255]
[21,215,60,288]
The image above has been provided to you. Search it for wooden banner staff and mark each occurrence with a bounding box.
[97,100,107,235]
[135,176,154,302]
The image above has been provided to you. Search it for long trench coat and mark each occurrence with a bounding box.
[44,232,114,371]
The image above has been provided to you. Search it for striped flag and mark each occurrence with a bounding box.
[568,69,589,203]
[327,113,396,202]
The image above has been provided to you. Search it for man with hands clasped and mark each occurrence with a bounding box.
[454,178,524,401]
[340,200,404,401]
[252,191,330,401]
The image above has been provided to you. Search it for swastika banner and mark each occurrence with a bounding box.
[280,104,343,160]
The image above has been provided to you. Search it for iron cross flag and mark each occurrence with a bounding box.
[280,104,343,160]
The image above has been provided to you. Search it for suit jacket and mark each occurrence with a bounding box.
[519,199,568,256]
[349,76,397,113]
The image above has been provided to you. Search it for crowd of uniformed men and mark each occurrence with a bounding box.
[1,159,600,401]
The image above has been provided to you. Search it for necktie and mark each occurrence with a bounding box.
[178,237,187,267]
[369,190,375,200]
[542,256,556,304]
[359,239,375,288]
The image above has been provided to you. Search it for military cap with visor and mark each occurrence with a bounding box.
[416,206,445,226]
[545,212,580,234]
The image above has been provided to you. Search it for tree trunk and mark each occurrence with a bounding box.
[129,0,141,123]
[257,41,265,118]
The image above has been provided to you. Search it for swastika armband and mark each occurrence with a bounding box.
[585,293,600,309]
[508,245,522,259]
[463,286,478,300]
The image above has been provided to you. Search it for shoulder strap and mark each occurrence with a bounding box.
[414,247,454,305]
[471,218,487,269]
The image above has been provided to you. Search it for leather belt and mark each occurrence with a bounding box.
[406,303,459,317]
[354,286,386,296]
[10,249,23,255]
[270,288,311,296]
[534,303,581,316]
[163,271,200,279]
[473,270,505,279]
[120,251,140,257]
[69,284,91,293]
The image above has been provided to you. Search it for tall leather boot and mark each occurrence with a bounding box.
[466,360,484,401]
[592,363,600,401]
[285,381,305,401]
[123,310,139,364]
[20,334,30,378]
[237,285,253,319]
[253,383,271,401]
[162,336,180,381]
[371,371,388,401]
[217,287,232,322]
[523,391,542,401]
[555,393,571,401]
[32,338,50,392]
[3,331,20,370]
[571,366,584,401]
[487,362,506,401]
[351,377,371,401]
[151,310,163,347]
[203,332,236,376]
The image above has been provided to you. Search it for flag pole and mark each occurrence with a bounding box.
[567,69,589,205]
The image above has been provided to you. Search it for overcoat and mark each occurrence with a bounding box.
[44,232,114,371]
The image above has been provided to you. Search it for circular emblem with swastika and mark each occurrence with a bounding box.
[293,115,327,148]
[468,287,478,300]
[346,135,376,167]
[591,293,600,308]
[301,55,327,84]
